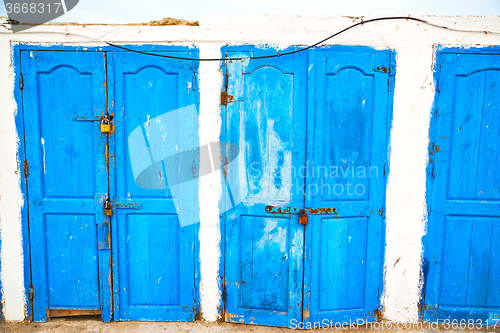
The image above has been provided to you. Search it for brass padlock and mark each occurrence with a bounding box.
[100,117,111,133]
[298,210,308,225]
[104,199,112,216]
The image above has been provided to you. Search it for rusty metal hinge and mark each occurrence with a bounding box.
[23,159,29,179]
[19,74,24,91]
[378,208,385,217]
[29,287,34,301]
[220,91,234,106]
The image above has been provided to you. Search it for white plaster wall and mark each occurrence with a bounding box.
[0,15,499,323]
[0,37,26,321]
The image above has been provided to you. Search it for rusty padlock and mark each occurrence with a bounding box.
[100,116,111,133]
[298,210,308,225]
[104,199,112,216]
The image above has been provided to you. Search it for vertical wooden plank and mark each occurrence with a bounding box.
[487,218,500,308]
[346,217,368,309]
[440,216,472,306]
[424,53,456,312]
[320,218,348,310]
[22,50,49,322]
[475,71,500,200]
[466,217,493,307]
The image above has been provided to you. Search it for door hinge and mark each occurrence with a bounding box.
[19,74,24,91]
[23,159,29,179]
[29,287,35,301]
[220,91,233,106]
[378,208,385,217]
[221,69,233,106]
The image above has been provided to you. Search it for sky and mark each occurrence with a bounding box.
[1,0,500,24]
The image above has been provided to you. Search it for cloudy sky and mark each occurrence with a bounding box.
[1,0,500,24]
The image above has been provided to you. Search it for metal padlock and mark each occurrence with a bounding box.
[100,117,111,133]
[298,210,308,225]
[104,199,112,216]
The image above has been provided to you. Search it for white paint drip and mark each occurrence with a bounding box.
[41,138,46,174]
[256,219,287,253]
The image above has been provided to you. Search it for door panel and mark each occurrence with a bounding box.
[303,49,392,324]
[109,50,200,321]
[21,51,110,322]
[222,48,307,327]
[424,52,500,322]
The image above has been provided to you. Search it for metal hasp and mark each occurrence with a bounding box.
[103,198,142,216]
[265,205,339,225]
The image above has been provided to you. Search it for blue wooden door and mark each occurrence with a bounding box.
[222,47,393,328]
[303,48,393,324]
[424,50,500,323]
[221,47,308,327]
[21,51,111,322]
[108,50,200,321]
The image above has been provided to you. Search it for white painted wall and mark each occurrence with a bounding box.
[0,15,499,323]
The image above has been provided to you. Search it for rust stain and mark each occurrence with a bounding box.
[223,156,229,179]
[303,309,310,320]
[375,66,389,74]
[378,208,385,217]
[266,206,338,217]
[220,91,234,106]
[429,143,440,155]
[373,308,382,319]
[393,256,401,268]
[224,311,244,322]
[422,303,435,310]
[23,159,29,179]
[112,202,141,209]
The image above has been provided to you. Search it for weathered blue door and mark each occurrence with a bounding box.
[303,48,393,324]
[21,51,111,322]
[21,47,200,322]
[423,49,500,323]
[108,50,200,321]
[221,46,393,328]
[221,47,308,327]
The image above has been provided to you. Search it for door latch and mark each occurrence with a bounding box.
[103,198,142,217]
[265,205,339,225]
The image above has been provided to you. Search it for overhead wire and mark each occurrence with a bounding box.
[1,16,499,61]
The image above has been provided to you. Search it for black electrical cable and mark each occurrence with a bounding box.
[2,16,498,61]
[102,16,498,61]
